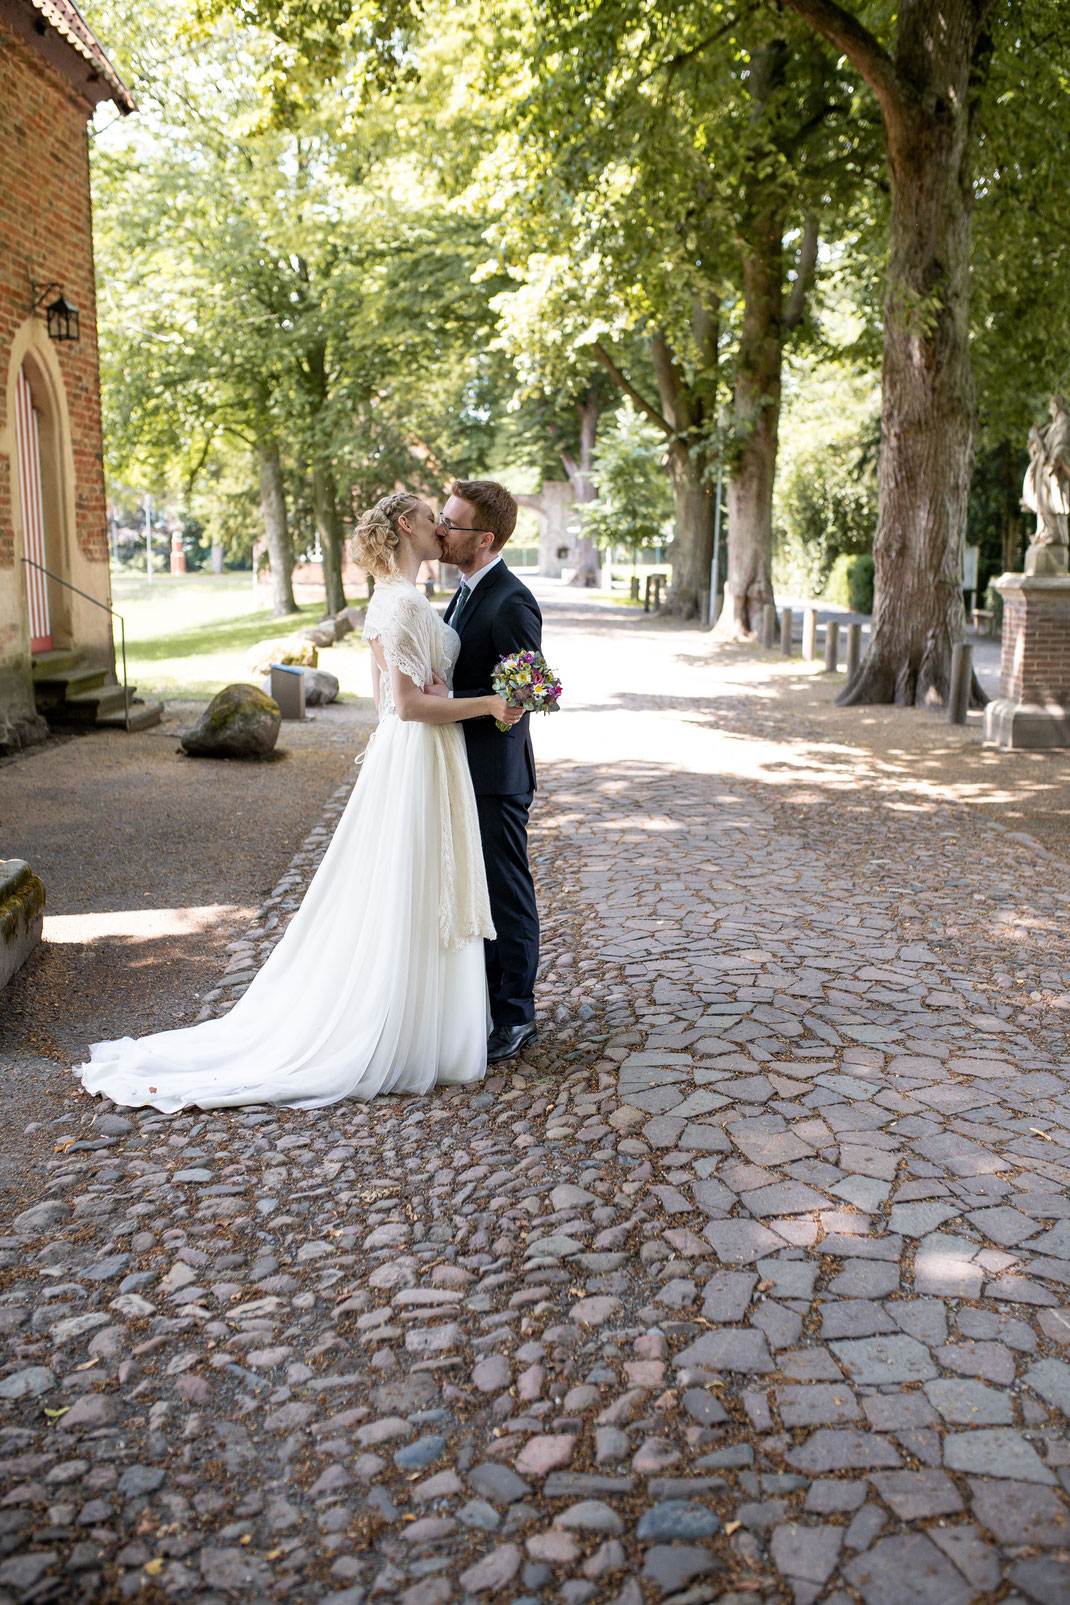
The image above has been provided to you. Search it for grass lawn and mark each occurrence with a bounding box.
[110,570,372,700]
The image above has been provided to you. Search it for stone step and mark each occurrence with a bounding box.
[96,700,164,732]
[33,667,110,707]
[55,684,138,723]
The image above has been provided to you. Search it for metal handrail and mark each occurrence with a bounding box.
[20,556,130,732]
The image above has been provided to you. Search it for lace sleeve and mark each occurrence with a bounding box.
[363,586,433,686]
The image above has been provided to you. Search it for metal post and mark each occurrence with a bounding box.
[948,641,972,725]
[802,608,817,661]
[824,620,840,672]
[845,622,862,680]
[781,607,793,656]
[144,493,153,585]
[708,462,723,629]
[761,602,776,648]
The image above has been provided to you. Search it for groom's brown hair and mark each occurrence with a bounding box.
[450,479,517,553]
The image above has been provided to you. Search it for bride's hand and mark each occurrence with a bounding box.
[488,695,524,725]
[424,672,450,700]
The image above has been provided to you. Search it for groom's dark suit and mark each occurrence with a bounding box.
[446,561,542,1029]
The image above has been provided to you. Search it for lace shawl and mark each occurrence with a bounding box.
[362,581,492,951]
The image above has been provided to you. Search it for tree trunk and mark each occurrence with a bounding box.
[651,327,717,619]
[561,392,601,587]
[312,468,346,616]
[257,440,298,617]
[779,0,988,707]
[842,96,976,704]
[715,203,785,640]
[667,444,714,618]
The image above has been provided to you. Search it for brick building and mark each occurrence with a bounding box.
[0,0,136,753]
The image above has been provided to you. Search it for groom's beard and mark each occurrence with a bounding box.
[443,532,484,571]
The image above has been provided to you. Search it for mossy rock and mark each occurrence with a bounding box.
[181,684,282,759]
[246,638,319,676]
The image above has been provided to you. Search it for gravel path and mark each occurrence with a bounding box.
[1,590,1069,1605]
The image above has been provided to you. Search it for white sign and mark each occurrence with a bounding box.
[962,544,979,590]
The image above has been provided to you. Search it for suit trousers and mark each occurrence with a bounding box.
[476,791,539,1028]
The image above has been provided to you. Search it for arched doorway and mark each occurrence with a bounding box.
[15,364,50,651]
[12,349,72,656]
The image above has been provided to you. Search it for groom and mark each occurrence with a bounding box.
[438,480,542,1064]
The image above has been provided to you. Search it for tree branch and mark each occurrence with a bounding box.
[777,0,910,135]
[784,215,819,332]
[589,341,672,435]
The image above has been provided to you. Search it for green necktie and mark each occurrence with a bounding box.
[452,580,472,626]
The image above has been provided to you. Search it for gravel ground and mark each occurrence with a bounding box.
[0,699,375,1203]
[0,589,1068,1605]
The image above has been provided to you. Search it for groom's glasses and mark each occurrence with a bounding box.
[438,517,491,535]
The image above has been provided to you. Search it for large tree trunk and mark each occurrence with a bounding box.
[780,0,989,707]
[652,325,717,619]
[561,392,601,587]
[715,205,785,640]
[842,96,975,705]
[312,468,346,616]
[257,440,298,617]
[666,444,714,618]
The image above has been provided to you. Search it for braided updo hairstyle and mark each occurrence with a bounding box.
[352,492,421,581]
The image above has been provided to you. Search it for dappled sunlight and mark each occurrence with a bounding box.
[46,904,254,944]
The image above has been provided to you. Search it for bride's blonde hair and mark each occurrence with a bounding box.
[352,492,421,581]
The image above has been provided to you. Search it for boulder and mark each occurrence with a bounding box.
[303,669,340,706]
[339,606,365,634]
[181,685,281,759]
[332,609,355,641]
[297,622,335,648]
[246,638,319,677]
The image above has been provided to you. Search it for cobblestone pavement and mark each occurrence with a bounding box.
[2,587,1069,1605]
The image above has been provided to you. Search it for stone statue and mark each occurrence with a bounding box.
[1021,395,1070,573]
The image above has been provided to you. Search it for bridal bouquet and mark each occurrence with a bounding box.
[491,651,563,732]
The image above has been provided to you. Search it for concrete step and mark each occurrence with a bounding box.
[96,700,164,732]
[33,667,109,706]
[30,647,81,678]
[55,684,137,723]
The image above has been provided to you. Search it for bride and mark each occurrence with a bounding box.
[76,492,521,1111]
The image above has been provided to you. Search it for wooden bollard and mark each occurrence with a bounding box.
[845,622,862,680]
[802,608,817,661]
[948,641,972,725]
[781,607,793,656]
[630,575,640,603]
[824,620,840,672]
[699,588,710,627]
[761,602,776,648]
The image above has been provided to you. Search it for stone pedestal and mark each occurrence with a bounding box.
[984,573,1070,748]
[169,532,187,574]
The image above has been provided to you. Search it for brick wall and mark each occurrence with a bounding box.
[0,18,109,571]
[0,17,112,745]
[999,583,1070,707]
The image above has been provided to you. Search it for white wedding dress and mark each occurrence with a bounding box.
[76,580,494,1111]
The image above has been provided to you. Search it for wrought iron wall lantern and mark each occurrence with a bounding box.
[30,281,80,342]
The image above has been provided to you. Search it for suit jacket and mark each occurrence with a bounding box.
[446,561,543,796]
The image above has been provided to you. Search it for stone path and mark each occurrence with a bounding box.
[2,585,1069,1605]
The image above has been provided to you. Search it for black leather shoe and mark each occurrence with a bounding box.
[487,1022,538,1064]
